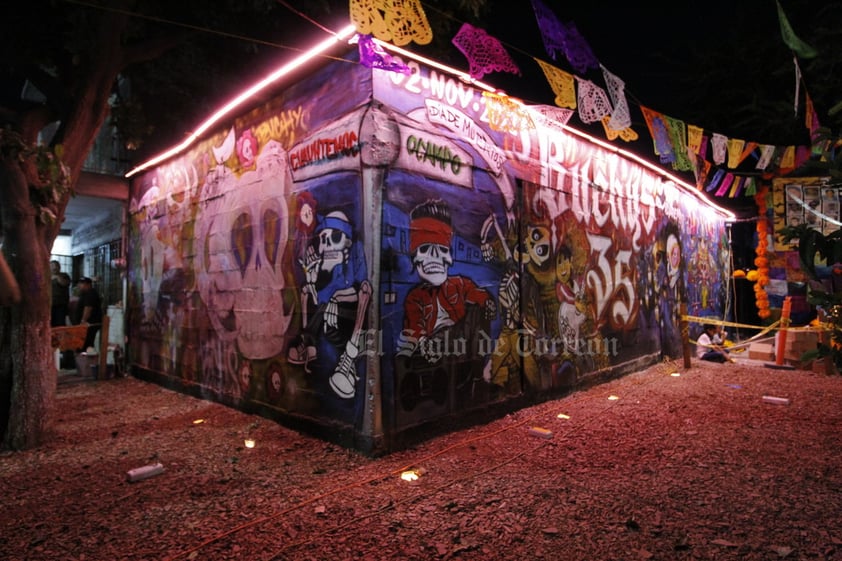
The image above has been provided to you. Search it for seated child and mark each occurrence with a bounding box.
[696,323,731,363]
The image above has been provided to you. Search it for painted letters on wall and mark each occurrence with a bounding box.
[373,59,730,430]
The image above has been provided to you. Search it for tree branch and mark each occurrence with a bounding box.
[122,29,196,68]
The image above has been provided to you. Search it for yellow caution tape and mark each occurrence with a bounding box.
[682,315,831,333]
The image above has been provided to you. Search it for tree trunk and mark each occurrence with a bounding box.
[0,4,166,450]
[0,159,55,450]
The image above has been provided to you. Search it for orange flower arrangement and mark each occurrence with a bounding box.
[754,185,771,320]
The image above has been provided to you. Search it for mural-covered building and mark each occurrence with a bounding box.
[127,44,734,453]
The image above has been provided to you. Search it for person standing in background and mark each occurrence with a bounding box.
[50,260,71,326]
[73,277,103,351]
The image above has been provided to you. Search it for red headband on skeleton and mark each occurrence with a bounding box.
[410,217,452,254]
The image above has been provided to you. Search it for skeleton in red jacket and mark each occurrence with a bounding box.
[399,200,496,361]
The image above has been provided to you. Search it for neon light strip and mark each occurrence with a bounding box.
[127,24,735,221]
[375,41,736,220]
[371,38,499,94]
[125,24,358,178]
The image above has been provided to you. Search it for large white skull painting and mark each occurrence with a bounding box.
[409,200,453,287]
[196,140,293,359]
[413,243,452,286]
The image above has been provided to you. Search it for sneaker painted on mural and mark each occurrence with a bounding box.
[329,339,361,398]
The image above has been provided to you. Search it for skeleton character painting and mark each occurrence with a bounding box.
[288,209,371,399]
[401,200,496,348]
[396,199,496,410]
[655,223,686,358]
[689,235,717,312]
[480,213,551,395]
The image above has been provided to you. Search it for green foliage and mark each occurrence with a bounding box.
[781,223,842,278]
[0,127,72,226]
[797,127,842,181]
[660,2,842,146]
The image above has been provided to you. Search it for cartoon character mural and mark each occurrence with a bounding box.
[689,235,716,312]
[402,200,495,342]
[654,221,687,357]
[288,208,371,399]
[554,227,595,382]
[129,159,199,375]
[131,183,167,369]
[479,197,556,395]
[396,199,497,410]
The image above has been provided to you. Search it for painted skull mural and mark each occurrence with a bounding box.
[195,139,294,360]
[132,184,166,327]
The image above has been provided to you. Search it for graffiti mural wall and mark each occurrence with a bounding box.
[372,61,731,434]
[128,51,731,452]
[128,60,375,438]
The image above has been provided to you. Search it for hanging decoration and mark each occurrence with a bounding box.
[756,145,776,170]
[754,184,771,320]
[744,176,758,197]
[793,56,802,117]
[692,155,712,191]
[532,105,575,130]
[687,125,704,155]
[452,23,521,80]
[557,21,600,74]
[357,34,412,74]
[600,65,632,130]
[805,91,822,144]
[726,138,745,168]
[728,175,746,199]
[775,0,817,58]
[640,106,675,164]
[600,115,638,142]
[576,79,611,124]
[711,133,727,166]
[350,0,433,46]
[779,145,797,174]
[530,0,566,61]
[356,0,826,201]
[714,172,735,197]
[532,4,821,196]
[530,0,599,73]
[663,115,693,171]
[534,58,576,109]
